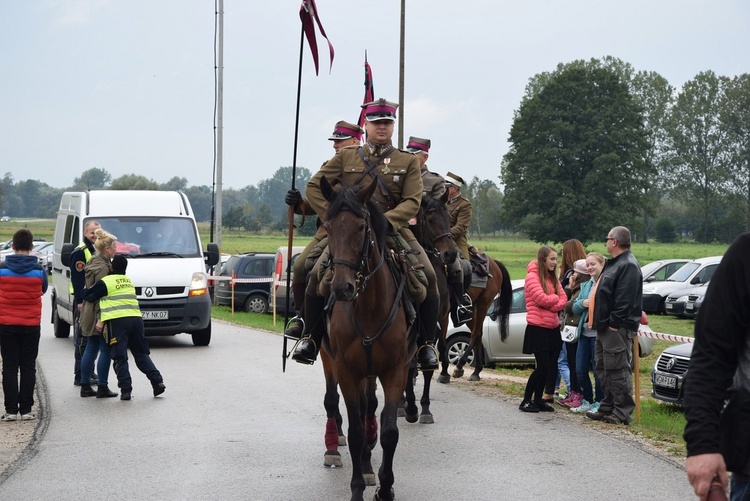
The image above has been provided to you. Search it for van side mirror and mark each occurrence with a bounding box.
[204,243,220,267]
[690,276,701,285]
[61,243,75,267]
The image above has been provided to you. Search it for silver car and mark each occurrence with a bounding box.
[445,280,655,366]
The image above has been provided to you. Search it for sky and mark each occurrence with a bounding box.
[1,1,749,191]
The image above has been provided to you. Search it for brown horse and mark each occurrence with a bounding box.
[402,194,456,424]
[452,256,512,381]
[320,176,415,501]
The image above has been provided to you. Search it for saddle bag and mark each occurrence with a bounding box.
[387,232,428,304]
[305,237,328,273]
[469,249,491,277]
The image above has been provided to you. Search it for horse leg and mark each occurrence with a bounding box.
[437,320,451,384]
[322,352,344,467]
[362,378,378,486]
[469,342,485,382]
[403,361,419,423]
[339,375,366,501]
[373,370,403,501]
[468,301,490,382]
[419,368,435,424]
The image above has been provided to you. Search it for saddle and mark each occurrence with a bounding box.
[468,246,491,289]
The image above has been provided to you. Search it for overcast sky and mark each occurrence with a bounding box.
[1,1,748,192]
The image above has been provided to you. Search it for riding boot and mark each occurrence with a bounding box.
[450,282,473,327]
[291,294,327,365]
[283,282,308,339]
[416,296,440,371]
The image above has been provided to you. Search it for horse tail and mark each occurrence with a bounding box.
[493,260,512,342]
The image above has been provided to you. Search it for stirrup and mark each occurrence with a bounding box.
[291,336,318,365]
[283,316,305,339]
[460,293,473,307]
[416,344,438,371]
[456,305,473,325]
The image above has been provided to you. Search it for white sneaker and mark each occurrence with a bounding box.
[589,402,600,414]
[1,413,18,422]
[20,412,36,421]
[571,400,591,413]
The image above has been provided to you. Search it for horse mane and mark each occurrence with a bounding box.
[325,183,388,254]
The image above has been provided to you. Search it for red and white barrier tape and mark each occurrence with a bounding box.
[207,276,290,287]
[638,329,694,344]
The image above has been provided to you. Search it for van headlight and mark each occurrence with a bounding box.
[189,272,209,296]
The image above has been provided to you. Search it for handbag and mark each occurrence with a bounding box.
[560,325,579,343]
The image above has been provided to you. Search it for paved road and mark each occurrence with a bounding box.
[0,298,695,500]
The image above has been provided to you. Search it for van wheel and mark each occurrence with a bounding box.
[245,294,268,314]
[53,308,71,338]
[192,323,211,346]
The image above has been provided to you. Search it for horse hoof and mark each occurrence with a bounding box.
[338,434,347,447]
[363,472,376,486]
[437,374,450,384]
[405,412,418,424]
[468,374,481,382]
[419,413,434,424]
[374,486,395,500]
[453,368,464,378]
[324,450,342,468]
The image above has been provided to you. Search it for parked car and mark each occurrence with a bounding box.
[641,259,690,283]
[0,239,47,263]
[445,280,655,366]
[641,256,722,313]
[683,286,708,319]
[272,245,306,315]
[30,241,54,273]
[651,342,692,405]
[213,253,275,313]
[0,216,10,222]
[664,283,709,318]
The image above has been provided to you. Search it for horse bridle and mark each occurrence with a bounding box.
[419,206,452,263]
[328,207,384,296]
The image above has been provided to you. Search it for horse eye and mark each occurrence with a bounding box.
[358,223,366,231]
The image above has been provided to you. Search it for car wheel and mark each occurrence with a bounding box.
[245,294,268,314]
[191,323,211,346]
[446,334,475,367]
[53,307,71,338]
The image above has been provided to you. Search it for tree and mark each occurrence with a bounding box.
[160,176,189,191]
[467,177,503,237]
[501,62,653,244]
[666,71,733,242]
[109,174,159,190]
[255,167,312,227]
[73,167,111,190]
[722,74,750,231]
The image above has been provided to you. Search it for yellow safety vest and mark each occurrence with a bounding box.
[99,275,141,321]
[69,242,93,293]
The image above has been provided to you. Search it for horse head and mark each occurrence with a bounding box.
[322,176,382,302]
[419,192,458,265]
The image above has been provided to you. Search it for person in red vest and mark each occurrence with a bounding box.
[0,229,48,422]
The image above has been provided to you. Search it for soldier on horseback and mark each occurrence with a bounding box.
[291,98,440,371]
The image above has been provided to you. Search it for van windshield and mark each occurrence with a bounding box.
[87,217,201,257]
[665,262,699,282]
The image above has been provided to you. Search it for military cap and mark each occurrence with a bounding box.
[362,98,398,121]
[328,120,364,141]
[406,136,431,154]
[445,172,466,186]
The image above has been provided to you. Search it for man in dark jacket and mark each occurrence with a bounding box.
[684,233,750,499]
[0,229,48,421]
[586,226,642,425]
[70,220,100,386]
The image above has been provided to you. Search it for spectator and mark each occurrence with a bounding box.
[571,252,606,415]
[519,246,567,413]
[558,259,591,409]
[586,226,642,425]
[82,255,165,401]
[0,229,48,422]
[684,233,750,500]
[70,220,101,386]
[78,229,118,398]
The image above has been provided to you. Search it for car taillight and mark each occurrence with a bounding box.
[275,252,283,290]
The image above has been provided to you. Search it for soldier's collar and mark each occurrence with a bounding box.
[448,195,461,204]
[366,141,393,157]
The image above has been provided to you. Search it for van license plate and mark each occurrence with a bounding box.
[686,304,695,311]
[143,311,168,320]
[655,374,677,389]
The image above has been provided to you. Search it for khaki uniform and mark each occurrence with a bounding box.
[421,168,446,202]
[306,143,437,299]
[446,195,472,260]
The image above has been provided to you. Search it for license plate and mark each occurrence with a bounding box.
[142,310,168,320]
[665,303,673,310]
[686,304,695,311]
[655,374,677,389]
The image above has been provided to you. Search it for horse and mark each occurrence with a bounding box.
[452,257,513,381]
[402,193,457,424]
[319,175,415,501]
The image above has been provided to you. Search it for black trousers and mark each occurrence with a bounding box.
[525,349,559,402]
[1,325,41,415]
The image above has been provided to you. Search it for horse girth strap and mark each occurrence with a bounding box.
[355,146,398,209]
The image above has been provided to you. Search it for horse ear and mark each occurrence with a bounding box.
[358,178,378,204]
[440,188,450,204]
[321,176,334,201]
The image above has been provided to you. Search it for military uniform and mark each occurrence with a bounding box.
[421,169,446,202]
[446,194,472,260]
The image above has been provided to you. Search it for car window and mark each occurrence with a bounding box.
[244,258,271,276]
[511,287,527,314]
[695,264,718,284]
[664,262,686,278]
[666,262,699,282]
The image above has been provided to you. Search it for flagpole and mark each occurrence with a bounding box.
[281,24,306,373]
[398,0,406,149]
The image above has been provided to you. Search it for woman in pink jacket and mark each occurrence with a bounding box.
[520,246,568,413]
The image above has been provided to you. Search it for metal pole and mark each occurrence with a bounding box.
[398,0,405,149]
[215,0,224,249]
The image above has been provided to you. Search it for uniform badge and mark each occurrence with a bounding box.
[393,175,400,182]
[75,261,85,272]
[382,157,391,174]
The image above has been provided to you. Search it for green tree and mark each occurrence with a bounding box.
[653,217,677,243]
[160,176,189,191]
[109,174,159,190]
[666,71,733,242]
[501,62,652,244]
[722,73,750,231]
[467,177,503,237]
[72,167,112,190]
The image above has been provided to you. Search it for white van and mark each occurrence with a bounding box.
[51,191,219,346]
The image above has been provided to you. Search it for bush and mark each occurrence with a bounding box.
[654,217,677,243]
